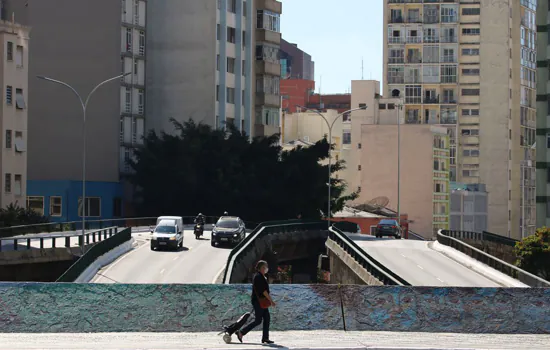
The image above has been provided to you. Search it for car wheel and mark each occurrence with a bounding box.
[211,241,216,247]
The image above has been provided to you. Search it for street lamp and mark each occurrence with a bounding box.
[296,105,368,228]
[37,72,131,255]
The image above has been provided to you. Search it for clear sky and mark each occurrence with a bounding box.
[280,0,383,94]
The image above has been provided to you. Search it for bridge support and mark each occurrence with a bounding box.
[325,238,383,286]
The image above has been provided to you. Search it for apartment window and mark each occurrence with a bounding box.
[227,57,236,73]
[227,27,236,43]
[217,24,220,40]
[27,196,44,216]
[462,109,480,116]
[547,168,550,183]
[218,0,221,9]
[6,85,12,105]
[15,45,23,67]
[133,59,138,74]
[547,133,550,148]
[15,89,25,109]
[139,31,145,55]
[228,0,236,13]
[358,143,362,149]
[388,103,395,110]
[440,65,457,83]
[462,68,480,76]
[242,30,246,49]
[6,42,13,61]
[462,8,480,16]
[462,89,480,96]
[14,131,25,152]
[434,160,439,170]
[227,87,235,104]
[462,149,480,157]
[134,0,139,24]
[242,60,246,76]
[78,197,101,217]
[217,55,220,71]
[13,174,21,196]
[113,197,123,217]
[461,129,479,136]
[216,85,219,101]
[5,130,11,149]
[243,1,247,16]
[358,165,362,171]
[242,90,245,105]
[462,48,479,55]
[50,196,62,217]
[257,10,280,32]
[4,173,10,193]
[462,28,480,35]
[138,89,144,114]
[126,28,132,52]
[255,75,280,94]
[125,88,131,113]
[343,131,351,145]
[405,85,421,104]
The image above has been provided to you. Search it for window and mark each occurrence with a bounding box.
[113,197,123,217]
[462,89,480,96]
[133,0,139,24]
[547,168,550,183]
[50,196,62,217]
[15,88,25,109]
[358,143,362,149]
[462,48,479,55]
[6,85,12,105]
[462,8,480,16]
[440,65,457,83]
[547,133,550,148]
[226,87,235,104]
[4,173,10,193]
[242,30,246,49]
[242,60,246,76]
[125,87,131,113]
[242,90,245,105]
[434,160,439,170]
[255,44,279,63]
[138,89,144,114]
[461,129,479,136]
[405,85,422,104]
[228,0,236,13]
[255,75,280,94]
[257,10,280,32]
[359,103,366,108]
[14,131,25,152]
[343,131,351,145]
[218,0,221,9]
[227,27,236,43]
[14,174,21,196]
[78,197,101,217]
[15,45,23,67]
[216,85,219,101]
[217,24,220,40]
[227,57,235,73]
[6,41,13,61]
[462,109,480,116]
[462,68,480,75]
[139,31,145,55]
[358,165,362,171]
[216,55,220,71]
[126,28,132,52]
[463,149,480,157]
[462,28,480,35]
[27,196,44,216]
[133,59,138,74]
[5,130,11,149]
[243,1,247,16]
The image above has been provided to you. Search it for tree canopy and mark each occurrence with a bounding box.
[514,227,550,281]
[129,119,357,223]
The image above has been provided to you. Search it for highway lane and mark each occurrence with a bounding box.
[349,234,500,287]
[92,229,233,284]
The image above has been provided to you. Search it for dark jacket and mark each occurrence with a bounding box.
[251,272,269,302]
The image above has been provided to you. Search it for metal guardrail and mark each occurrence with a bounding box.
[443,229,518,247]
[223,219,323,284]
[56,227,132,282]
[328,226,410,286]
[408,230,427,241]
[0,226,119,252]
[437,230,550,287]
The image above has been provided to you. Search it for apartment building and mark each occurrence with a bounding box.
[450,182,488,232]
[3,0,146,221]
[280,39,315,80]
[0,20,29,210]
[147,0,281,138]
[383,0,536,239]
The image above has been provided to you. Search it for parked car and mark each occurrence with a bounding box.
[375,219,401,239]
[150,219,184,250]
[211,216,246,247]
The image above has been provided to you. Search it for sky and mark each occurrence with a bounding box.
[280,0,383,94]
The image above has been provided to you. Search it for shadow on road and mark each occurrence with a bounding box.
[153,246,190,253]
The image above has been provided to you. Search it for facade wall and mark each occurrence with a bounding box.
[280,38,314,80]
[280,79,315,113]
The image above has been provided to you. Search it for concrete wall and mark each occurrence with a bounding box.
[0,283,548,334]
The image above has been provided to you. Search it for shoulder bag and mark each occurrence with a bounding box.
[253,283,272,309]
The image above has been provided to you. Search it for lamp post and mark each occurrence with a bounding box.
[37,72,131,255]
[296,105,368,228]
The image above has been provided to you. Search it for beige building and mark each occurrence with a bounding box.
[0,20,30,208]
[383,0,536,238]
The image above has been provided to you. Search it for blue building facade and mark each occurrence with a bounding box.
[27,180,123,222]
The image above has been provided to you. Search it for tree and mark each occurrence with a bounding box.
[514,227,550,281]
[129,119,357,222]
[0,202,50,230]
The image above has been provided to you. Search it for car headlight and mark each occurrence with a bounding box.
[212,231,217,235]
[233,233,238,237]
[169,236,176,241]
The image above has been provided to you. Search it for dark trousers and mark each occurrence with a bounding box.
[241,299,270,340]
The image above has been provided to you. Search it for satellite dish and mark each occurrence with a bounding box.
[367,196,390,208]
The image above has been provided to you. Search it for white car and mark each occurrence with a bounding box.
[150,219,183,250]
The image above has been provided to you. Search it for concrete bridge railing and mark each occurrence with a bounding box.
[437,229,550,287]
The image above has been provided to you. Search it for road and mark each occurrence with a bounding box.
[349,234,500,287]
[92,229,233,284]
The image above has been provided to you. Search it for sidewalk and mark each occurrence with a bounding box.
[1,331,548,349]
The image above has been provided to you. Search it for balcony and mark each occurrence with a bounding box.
[406,116,421,124]
[406,55,422,64]
[441,98,457,104]
[407,16,422,24]
[388,76,405,84]
[256,92,280,108]
[424,96,439,104]
[440,117,457,125]
[255,29,281,45]
[441,35,457,43]
[255,61,280,76]
[389,37,405,44]
[424,16,439,24]
[390,16,404,24]
[256,0,282,13]
[388,57,405,64]
[406,36,422,43]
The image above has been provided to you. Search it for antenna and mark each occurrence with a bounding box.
[319,75,323,110]
[361,57,364,80]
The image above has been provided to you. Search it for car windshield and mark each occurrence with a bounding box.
[379,220,397,225]
[217,219,239,228]
[156,225,176,233]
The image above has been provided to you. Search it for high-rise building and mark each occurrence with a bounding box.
[3,0,147,221]
[0,20,30,210]
[147,0,282,138]
[280,39,314,80]
[383,0,536,239]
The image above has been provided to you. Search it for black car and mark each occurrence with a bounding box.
[375,219,401,239]
[211,216,246,247]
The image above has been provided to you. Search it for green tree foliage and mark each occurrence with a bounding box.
[129,119,357,222]
[514,227,550,280]
[0,202,50,228]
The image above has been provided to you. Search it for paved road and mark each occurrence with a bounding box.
[1,331,548,349]
[349,234,500,287]
[92,229,233,284]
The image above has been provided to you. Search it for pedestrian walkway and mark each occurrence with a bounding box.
[1,331,548,349]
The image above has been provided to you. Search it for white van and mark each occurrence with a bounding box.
[156,216,183,234]
[150,216,184,251]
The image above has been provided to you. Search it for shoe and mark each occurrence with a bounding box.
[262,339,274,344]
[236,331,243,343]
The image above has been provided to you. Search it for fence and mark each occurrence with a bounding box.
[437,230,550,287]
[0,226,119,253]
[56,227,132,282]
[443,229,518,247]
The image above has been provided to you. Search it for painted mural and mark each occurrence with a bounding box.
[0,283,548,334]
